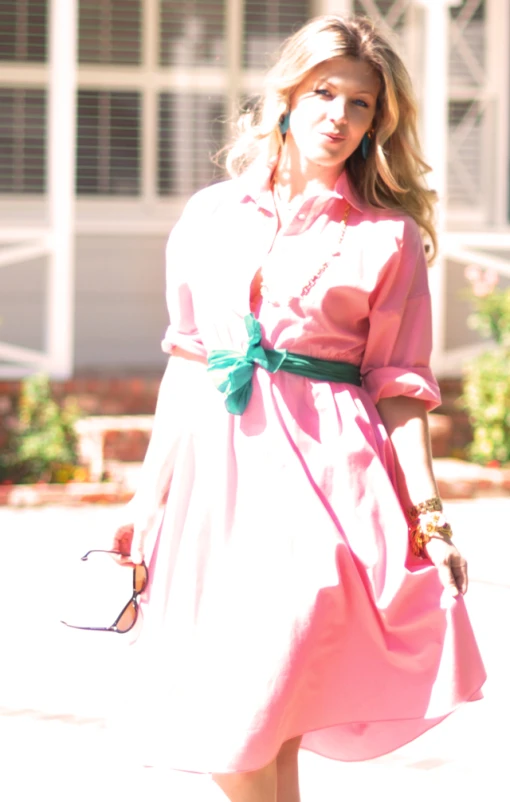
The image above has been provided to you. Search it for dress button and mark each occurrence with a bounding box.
[297,213,306,220]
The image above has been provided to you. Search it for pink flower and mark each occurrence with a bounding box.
[465,265,499,297]
[464,264,482,283]
[472,281,490,297]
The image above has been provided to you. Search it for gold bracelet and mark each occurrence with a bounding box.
[408,496,443,520]
[408,500,453,557]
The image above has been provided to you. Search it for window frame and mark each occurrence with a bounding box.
[0,0,318,227]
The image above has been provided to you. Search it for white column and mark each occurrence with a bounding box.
[226,0,244,124]
[142,0,158,203]
[47,0,78,378]
[414,0,461,376]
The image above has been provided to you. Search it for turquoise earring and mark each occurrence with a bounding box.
[361,131,372,160]
[279,112,290,135]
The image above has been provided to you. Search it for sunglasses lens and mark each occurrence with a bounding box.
[134,563,148,594]
[116,600,137,633]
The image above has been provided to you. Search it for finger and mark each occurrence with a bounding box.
[113,524,133,551]
[112,525,134,564]
[451,557,468,595]
[437,560,460,597]
[130,529,146,565]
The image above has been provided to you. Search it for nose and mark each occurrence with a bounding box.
[329,96,347,126]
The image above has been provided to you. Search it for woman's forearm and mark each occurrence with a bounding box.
[128,355,206,527]
[128,359,175,516]
[376,396,439,511]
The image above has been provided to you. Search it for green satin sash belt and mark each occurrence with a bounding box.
[207,313,362,415]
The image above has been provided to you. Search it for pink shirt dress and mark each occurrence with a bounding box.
[132,165,486,773]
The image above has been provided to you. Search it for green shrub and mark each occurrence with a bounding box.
[461,266,510,465]
[0,373,81,484]
[462,348,510,464]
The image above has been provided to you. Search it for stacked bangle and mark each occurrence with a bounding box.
[408,496,453,557]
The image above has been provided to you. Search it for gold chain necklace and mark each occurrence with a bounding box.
[260,202,351,307]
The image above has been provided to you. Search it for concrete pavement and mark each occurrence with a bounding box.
[0,500,508,801]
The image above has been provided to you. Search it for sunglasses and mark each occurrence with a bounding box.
[60,549,148,634]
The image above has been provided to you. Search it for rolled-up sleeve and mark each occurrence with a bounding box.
[161,200,207,358]
[361,218,441,411]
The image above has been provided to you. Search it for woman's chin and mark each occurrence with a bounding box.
[304,151,348,171]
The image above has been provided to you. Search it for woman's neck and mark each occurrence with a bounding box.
[273,144,344,204]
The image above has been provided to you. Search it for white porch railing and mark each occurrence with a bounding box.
[0,230,53,378]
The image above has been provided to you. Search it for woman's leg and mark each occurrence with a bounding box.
[212,760,277,801]
[211,736,302,802]
[276,736,302,802]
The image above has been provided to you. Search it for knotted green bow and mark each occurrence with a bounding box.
[207,314,287,415]
[207,313,362,415]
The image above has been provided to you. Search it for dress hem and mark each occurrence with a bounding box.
[139,681,485,776]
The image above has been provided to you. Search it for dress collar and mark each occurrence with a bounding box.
[237,158,365,214]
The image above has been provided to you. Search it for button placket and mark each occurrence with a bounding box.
[260,203,351,306]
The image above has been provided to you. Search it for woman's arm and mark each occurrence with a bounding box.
[112,355,206,563]
[376,396,438,508]
[377,396,468,596]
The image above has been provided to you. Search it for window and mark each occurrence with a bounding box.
[159,0,226,67]
[78,0,142,65]
[0,88,46,193]
[243,0,310,69]
[449,0,485,88]
[0,0,47,63]
[2,0,321,201]
[158,93,225,196]
[76,91,141,195]
[447,1,487,217]
[447,99,484,208]
[353,1,408,34]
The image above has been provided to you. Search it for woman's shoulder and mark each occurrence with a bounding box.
[356,206,424,256]
[182,179,240,218]
[343,172,421,244]
[359,204,419,233]
[351,207,427,286]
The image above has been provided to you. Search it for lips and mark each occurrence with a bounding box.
[322,132,346,142]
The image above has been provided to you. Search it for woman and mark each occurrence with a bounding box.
[112,15,485,802]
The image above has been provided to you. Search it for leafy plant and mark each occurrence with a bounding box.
[0,373,82,484]
[461,266,510,465]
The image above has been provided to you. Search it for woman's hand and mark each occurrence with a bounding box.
[425,536,468,597]
[110,500,157,565]
[111,521,135,565]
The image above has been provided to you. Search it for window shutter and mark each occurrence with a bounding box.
[447,1,486,211]
[243,0,310,69]
[447,99,484,208]
[159,0,226,66]
[76,90,141,195]
[0,0,47,194]
[76,1,143,194]
[158,92,225,197]
[0,0,47,62]
[78,0,141,65]
[449,0,485,87]
[0,88,46,193]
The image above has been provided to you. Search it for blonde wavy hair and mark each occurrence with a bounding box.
[223,15,437,262]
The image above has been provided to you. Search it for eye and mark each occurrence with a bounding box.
[352,98,369,108]
[314,88,332,98]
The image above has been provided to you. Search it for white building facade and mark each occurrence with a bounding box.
[0,0,509,378]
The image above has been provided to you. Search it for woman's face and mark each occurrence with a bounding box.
[286,57,381,175]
